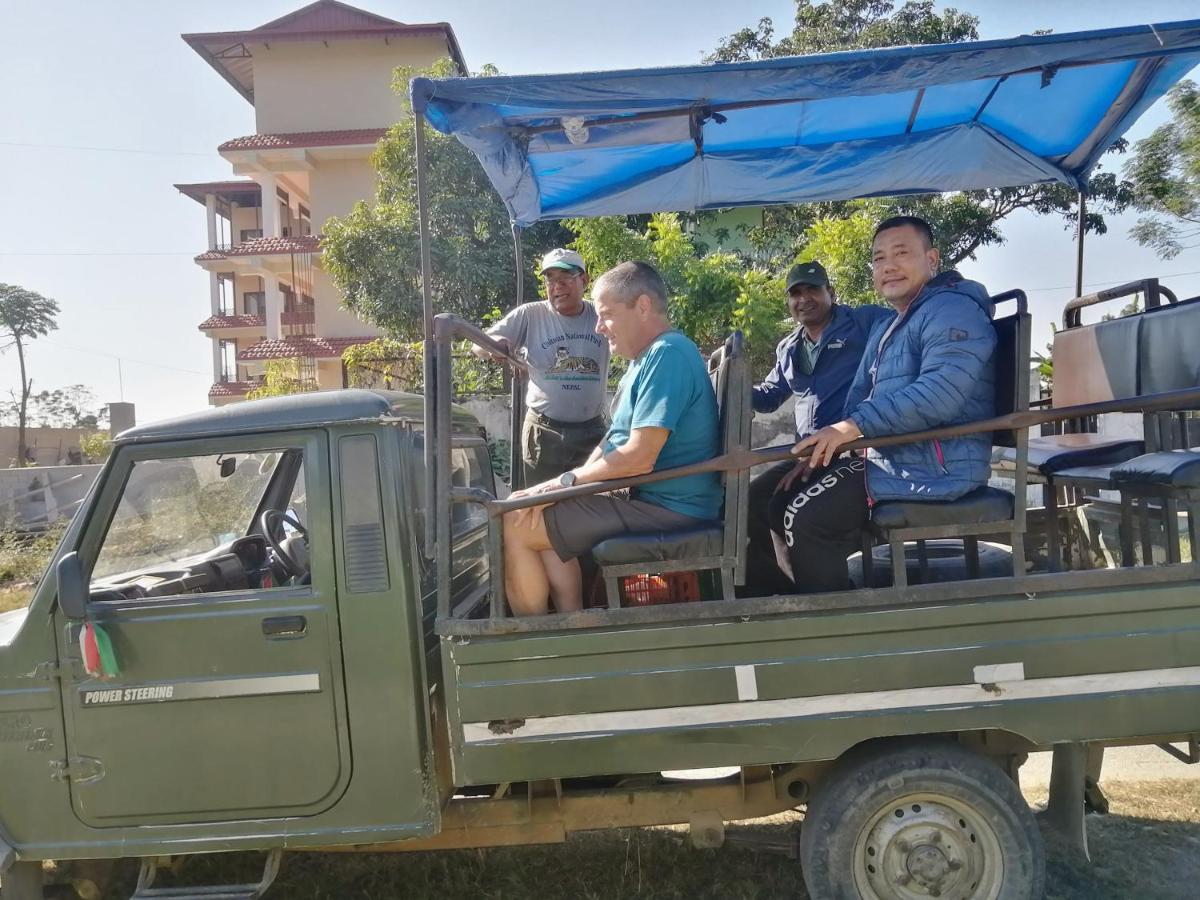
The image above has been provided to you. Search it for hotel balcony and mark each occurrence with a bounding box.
[194,235,322,273]
[198,314,267,336]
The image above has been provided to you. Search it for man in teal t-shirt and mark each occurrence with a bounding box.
[503,261,722,616]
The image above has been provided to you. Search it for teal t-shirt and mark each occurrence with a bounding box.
[604,330,723,520]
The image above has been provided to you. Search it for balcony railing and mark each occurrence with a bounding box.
[280,309,315,326]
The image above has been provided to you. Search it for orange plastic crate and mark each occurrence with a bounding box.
[621,571,702,606]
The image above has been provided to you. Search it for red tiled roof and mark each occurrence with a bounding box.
[219,129,388,152]
[237,336,376,361]
[175,180,261,206]
[226,235,322,256]
[182,3,467,104]
[194,249,227,261]
[199,315,266,330]
[209,381,254,397]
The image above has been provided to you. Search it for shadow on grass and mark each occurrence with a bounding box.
[94,789,1200,899]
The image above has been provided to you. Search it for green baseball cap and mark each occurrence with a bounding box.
[785,260,830,292]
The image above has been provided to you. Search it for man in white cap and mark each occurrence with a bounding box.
[476,248,611,486]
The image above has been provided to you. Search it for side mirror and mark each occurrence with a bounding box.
[56,552,88,620]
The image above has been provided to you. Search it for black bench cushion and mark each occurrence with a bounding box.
[1111,450,1200,488]
[870,486,1014,533]
[995,433,1145,475]
[593,524,723,566]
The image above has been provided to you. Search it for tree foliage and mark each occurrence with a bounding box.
[0,283,60,466]
[1126,80,1200,259]
[706,1,1132,272]
[322,59,571,339]
[0,384,107,429]
[566,213,787,371]
[245,360,316,400]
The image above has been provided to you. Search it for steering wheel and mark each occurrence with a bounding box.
[259,509,309,579]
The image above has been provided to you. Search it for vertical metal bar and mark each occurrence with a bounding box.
[1138,496,1154,565]
[1119,494,1135,567]
[964,538,981,579]
[435,320,453,621]
[488,516,507,620]
[415,108,438,559]
[1165,496,1181,565]
[509,222,526,490]
[1074,190,1087,298]
[509,371,526,491]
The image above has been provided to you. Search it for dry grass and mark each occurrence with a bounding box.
[75,778,1200,900]
[0,584,33,613]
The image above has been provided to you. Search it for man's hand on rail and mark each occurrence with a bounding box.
[507,478,564,529]
[792,419,864,469]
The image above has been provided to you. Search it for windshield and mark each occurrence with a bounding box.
[92,452,283,581]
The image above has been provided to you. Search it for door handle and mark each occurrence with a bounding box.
[261,615,307,638]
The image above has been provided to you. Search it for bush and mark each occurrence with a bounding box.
[0,520,67,586]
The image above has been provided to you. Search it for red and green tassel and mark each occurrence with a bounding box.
[79,622,120,679]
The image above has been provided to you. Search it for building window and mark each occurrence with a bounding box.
[219,340,238,383]
[244,292,266,317]
[239,228,262,244]
[217,273,235,316]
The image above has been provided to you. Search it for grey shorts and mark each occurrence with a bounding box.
[543,489,708,562]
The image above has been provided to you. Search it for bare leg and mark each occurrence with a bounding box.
[503,507,554,615]
[541,551,582,612]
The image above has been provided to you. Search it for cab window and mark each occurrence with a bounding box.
[90,449,309,599]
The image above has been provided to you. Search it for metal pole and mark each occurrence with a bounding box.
[415,107,437,558]
[1074,190,1087,298]
[509,222,525,490]
[435,317,453,621]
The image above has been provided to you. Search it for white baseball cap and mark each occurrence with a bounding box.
[540,248,586,274]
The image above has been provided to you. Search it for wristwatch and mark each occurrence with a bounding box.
[559,470,578,487]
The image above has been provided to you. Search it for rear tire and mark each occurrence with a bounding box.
[800,739,1044,900]
[0,861,44,900]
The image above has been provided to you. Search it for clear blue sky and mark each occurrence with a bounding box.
[1,1,1198,424]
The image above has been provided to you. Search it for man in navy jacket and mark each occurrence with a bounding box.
[777,216,997,593]
[744,261,891,596]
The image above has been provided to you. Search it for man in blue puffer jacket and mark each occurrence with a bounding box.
[771,215,997,592]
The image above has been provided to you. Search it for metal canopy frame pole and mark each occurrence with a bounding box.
[415,107,438,559]
[1074,190,1087,298]
[509,222,526,491]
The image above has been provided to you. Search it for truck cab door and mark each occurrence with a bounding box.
[54,433,351,827]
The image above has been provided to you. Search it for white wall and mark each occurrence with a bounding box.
[252,36,450,134]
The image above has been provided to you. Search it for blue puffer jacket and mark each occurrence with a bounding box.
[844,271,996,502]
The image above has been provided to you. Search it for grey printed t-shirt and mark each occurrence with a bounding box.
[486,301,610,422]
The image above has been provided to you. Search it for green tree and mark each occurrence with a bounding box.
[246,360,315,400]
[707,1,1132,271]
[3,384,107,429]
[1126,81,1200,259]
[0,284,60,467]
[322,59,571,340]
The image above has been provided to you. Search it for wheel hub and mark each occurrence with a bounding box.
[854,793,1003,899]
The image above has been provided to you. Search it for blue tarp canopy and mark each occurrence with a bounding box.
[411,20,1200,227]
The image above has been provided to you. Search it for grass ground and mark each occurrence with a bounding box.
[67,778,1200,900]
[0,584,32,613]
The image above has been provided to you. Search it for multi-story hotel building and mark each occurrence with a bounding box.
[175,1,466,404]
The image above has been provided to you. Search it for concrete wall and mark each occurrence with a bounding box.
[252,36,449,134]
[0,427,92,467]
[0,465,101,529]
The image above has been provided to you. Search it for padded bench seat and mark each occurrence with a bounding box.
[1111,450,1200,488]
[871,487,1015,533]
[592,524,722,566]
[994,434,1145,475]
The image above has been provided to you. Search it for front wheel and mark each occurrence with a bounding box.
[800,739,1044,900]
